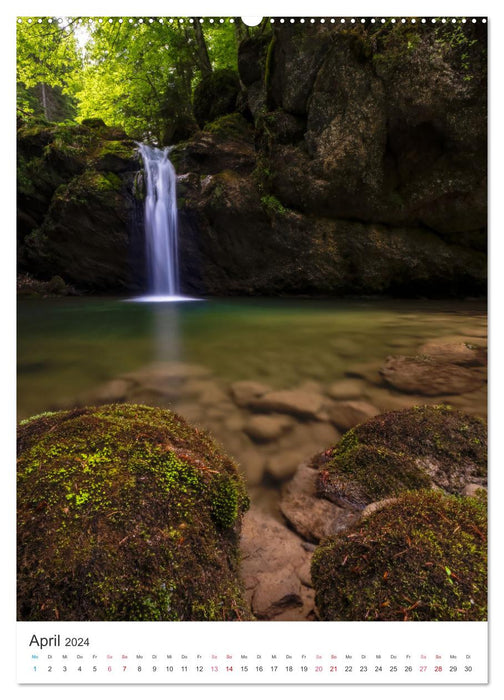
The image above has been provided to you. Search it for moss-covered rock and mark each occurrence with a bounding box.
[16,273,77,298]
[311,490,487,621]
[17,404,251,621]
[193,69,240,128]
[93,139,139,173]
[23,168,136,290]
[17,119,141,290]
[316,405,487,508]
[205,113,253,142]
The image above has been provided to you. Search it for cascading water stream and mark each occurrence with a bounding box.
[139,144,179,296]
[130,145,197,302]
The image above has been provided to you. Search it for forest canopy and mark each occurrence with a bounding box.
[16,17,254,143]
[17,16,486,144]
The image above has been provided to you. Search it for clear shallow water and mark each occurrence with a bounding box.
[17,296,487,502]
[17,296,486,420]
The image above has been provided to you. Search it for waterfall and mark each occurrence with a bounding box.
[138,144,180,297]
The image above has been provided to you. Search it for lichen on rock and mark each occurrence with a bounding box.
[17,404,251,621]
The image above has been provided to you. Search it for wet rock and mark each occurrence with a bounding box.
[251,568,303,617]
[265,421,340,482]
[266,449,306,481]
[181,379,229,405]
[224,414,246,432]
[18,120,141,291]
[275,421,340,451]
[279,465,360,542]
[458,326,487,338]
[345,362,383,385]
[362,386,422,412]
[380,355,484,396]
[327,400,380,431]
[273,586,316,621]
[426,333,487,348]
[244,414,294,442]
[297,380,324,394]
[240,507,313,620]
[76,378,132,405]
[236,447,267,487]
[230,380,272,408]
[443,387,487,418]
[326,379,366,400]
[169,402,204,425]
[418,341,487,366]
[126,386,177,407]
[252,389,324,419]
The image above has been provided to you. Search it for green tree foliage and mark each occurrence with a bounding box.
[17,17,240,143]
[17,17,81,120]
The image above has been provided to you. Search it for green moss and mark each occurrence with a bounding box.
[317,405,487,506]
[210,474,249,529]
[260,194,287,217]
[19,410,59,426]
[205,113,252,141]
[193,69,240,128]
[17,404,251,621]
[311,490,487,621]
[264,33,277,90]
[371,21,424,71]
[92,171,122,191]
[96,140,132,157]
[434,21,482,76]
[133,170,145,201]
[318,444,431,509]
[51,171,123,208]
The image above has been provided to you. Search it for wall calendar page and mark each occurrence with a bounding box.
[10,0,496,695]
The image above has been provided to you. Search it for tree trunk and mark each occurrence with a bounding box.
[192,20,213,77]
[234,17,249,44]
[41,83,49,120]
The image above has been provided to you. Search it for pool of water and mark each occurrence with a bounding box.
[17,296,487,503]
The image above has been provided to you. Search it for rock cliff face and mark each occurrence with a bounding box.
[174,22,486,297]
[17,22,487,295]
[17,119,143,291]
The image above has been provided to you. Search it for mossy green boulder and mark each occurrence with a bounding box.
[311,490,487,621]
[316,405,487,508]
[193,69,240,128]
[17,404,251,621]
[17,118,140,291]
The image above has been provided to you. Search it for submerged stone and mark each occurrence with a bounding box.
[380,355,484,395]
[17,404,251,621]
[244,414,294,443]
[327,400,379,431]
[252,389,324,419]
[240,507,314,620]
[417,341,487,366]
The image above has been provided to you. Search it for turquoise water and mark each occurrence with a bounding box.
[17,296,487,420]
